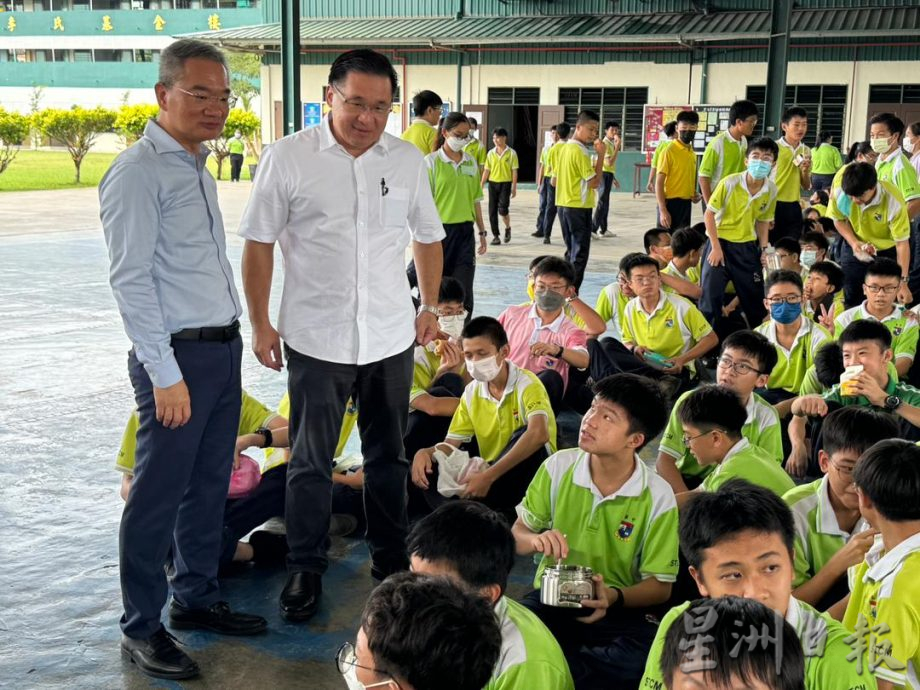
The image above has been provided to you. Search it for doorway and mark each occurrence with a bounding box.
[487,87,540,183]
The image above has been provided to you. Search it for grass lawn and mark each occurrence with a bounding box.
[0,149,256,192]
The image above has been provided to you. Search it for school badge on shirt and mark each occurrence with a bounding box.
[665,318,674,328]
[616,519,635,541]
[894,326,903,336]
[874,212,883,222]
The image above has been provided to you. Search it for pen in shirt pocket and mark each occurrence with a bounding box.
[380,178,389,197]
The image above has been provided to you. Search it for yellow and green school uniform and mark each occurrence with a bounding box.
[699,130,747,191]
[698,437,795,497]
[401,119,437,155]
[827,179,911,250]
[554,140,596,209]
[485,146,519,183]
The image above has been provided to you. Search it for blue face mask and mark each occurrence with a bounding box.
[747,159,772,180]
[836,190,853,217]
[771,301,802,324]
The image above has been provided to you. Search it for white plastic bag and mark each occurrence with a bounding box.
[433,443,487,497]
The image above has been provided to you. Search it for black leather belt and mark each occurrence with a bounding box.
[171,320,240,343]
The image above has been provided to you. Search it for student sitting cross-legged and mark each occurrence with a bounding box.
[410,316,557,519]
[658,596,806,690]
[656,330,782,495]
[674,386,794,509]
[408,501,574,690]
[640,480,876,690]
[512,373,678,690]
[784,407,897,613]
[844,439,920,690]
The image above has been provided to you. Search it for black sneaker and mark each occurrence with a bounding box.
[168,600,267,636]
[491,236,501,246]
[531,230,544,238]
[543,237,551,244]
[121,628,199,681]
[504,228,511,244]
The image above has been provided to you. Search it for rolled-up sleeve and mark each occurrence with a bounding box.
[100,161,181,388]
[408,157,446,244]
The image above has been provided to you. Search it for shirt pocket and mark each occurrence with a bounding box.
[382,186,411,227]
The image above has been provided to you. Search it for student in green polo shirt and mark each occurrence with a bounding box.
[674,386,794,505]
[784,407,896,613]
[646,120,676,193]
[228,129,245,182]
[661,226,704,301]
[407,112,486,317]
[641,480,875,690]
[656,110,700,230]
[513,373,677,689]
[553,110,607,290]
[835,257,919,378]
[408,501,574,690]
[533,124,559,240]
[591,120,621,236]
[803,260,844,329]
[657,330,781,495]
[411,316,556,518]
[844,439,920,690]
[464,116,487,171]
[482,127,519,245]
[870,112,920,221]
[698,99,758,205]
[538,122,571,244]
[400,89,442,154]
[772,106,812,243]
[810,130,843,192]
[828,161,912,307]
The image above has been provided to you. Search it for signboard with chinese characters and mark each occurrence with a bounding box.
[642,104,732,155]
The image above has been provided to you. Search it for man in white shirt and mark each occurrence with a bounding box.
[238,49,444,623]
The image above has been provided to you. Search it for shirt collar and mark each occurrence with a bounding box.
[816,475,869,537]
[143,120,209,163]
[725,129,744,145]
[864,531,920,583]
[720,437,751,465]
[474,360,520,404]
[411,117,433,127]
[437,147,467,168]
[739,173,771,201]
[858,301,900,323]
[863,185,884,209]
[318,114,389,156]
[638,290,668,318]
[877,148,901,166]
[666,260,688,281]
[528,303,565,332]
[571,451,647,501]
[779,137,805,154]
[766,316,810,351]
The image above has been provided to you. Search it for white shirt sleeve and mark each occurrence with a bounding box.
[237,143,290,243]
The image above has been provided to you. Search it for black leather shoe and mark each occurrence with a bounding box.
[121,628,199,680]
[504,228,511,243]
[280,572,322,622]
[531,230,544,237]
[168,600,267,636]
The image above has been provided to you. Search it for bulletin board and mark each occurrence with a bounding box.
[642,104,733,155]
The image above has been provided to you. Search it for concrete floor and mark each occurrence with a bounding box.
[0,184,665,689]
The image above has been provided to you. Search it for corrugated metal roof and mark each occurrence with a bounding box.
[188,6,920,47]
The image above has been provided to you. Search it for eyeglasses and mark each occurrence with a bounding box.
[331,82,393,118]
[335,642,399,688]
[682,429,725,446]
[173,86,236,108]
[749,155,775,163]
[630,275,659,285]
[717,356,762,376]
[830,460,856,477]
[864,284,898,295]
[766,296,802,305]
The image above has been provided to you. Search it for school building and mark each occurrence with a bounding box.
[193,0,920,192]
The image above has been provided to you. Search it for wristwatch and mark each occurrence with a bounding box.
[884,395,902,411]
[902,276,909,283]
[255,426,273,448]
[417,304,439,317]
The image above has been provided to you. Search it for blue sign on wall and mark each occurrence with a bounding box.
[303,102,323,129]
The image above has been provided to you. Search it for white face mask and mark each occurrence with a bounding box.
[905,138,915,155]
[343,664,393,690]
[801,249,818,267]
[438,313,466,340]
[446,136,470,152]
[870,136,891,154]
[466,354,502,382]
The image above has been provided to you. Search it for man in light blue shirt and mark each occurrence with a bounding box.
[100,38,266,682]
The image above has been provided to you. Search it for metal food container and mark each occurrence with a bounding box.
[540,564,595,608]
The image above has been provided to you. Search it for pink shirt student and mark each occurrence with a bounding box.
[498,303,588,390]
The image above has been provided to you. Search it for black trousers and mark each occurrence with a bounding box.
[488,181,512,236]
[772,200,804,244]
[592,171,615,233]
[542,183,558,239]
[121,336,242,639]
[538,369,565,414]
[407,221,476,315]
[229,153,244,182]
[811,173,834,192]
[558,206,593,290]
[664,197,692,230]
[285,343,414,575]
[838,241,897,308]
[699,239,767,328]
[403,374,465,463]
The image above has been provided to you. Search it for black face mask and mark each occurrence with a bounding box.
[679,130,695,145]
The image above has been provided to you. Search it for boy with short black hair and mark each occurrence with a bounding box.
[592,120,621,236]
[644,227,673,267]
[657,329,781,495]
[659,596,805,690]
[482,127,519,245]
[803,260,844,328]
[512,374,677,688]
[775,236,806,277]
[538,122,571,243]
[698,99,759,204]
[661,226,705,301]
[593,251,639,342]
[773,106,812,242]
[869,112,920,221]
[408,501,574,690]
[656,110,700,230]
[844,439,920,690]
[784,407,897,612]
[534,124,558,240]
[675,386,795,503]
[464,116,487,171]
[641,480,874,690]
[800,230,830,265]
[401,89,443,154]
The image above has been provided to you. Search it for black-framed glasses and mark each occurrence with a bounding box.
[766,296,802,305]
[335,642,400,688]
[330,82,393,118]
[717,355,762,376]
[864,284,898,295]
[174,86,236,108]
[682,429,726,446]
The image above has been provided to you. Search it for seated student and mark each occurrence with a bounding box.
[657,330,781,495]
[593,252,639,342]
[641,480,873,690]
[499,257,591,412]
[798,341,845,396]
[775,236,807,279]
[834,257,919,379]
[661,227,705,301]
[408,502,574,690]
[800,229,831,266]
[804,206,822,224]
[844,439,920,690]
[809,188,830,217]
[411,316,557,517]
[404,277,470,462]
[645,227,673,268]
[802,260,844,328]
[512,374,677,689]
[658,596,806,690]
[674,386,794,506]
[340,572,502,690]
[617,253,718,387]
[754,269,832,409]
[524,254,606,335]
[784,407,896,613]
